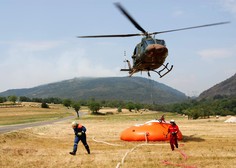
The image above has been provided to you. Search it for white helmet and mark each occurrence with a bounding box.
[71,121,78,127]
[170,119,175,123]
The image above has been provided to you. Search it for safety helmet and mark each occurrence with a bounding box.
[170,119,175,123]
[71,121,78,127]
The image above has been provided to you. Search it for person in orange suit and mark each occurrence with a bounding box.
[166,119,179,151]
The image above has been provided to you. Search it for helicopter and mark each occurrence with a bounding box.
[78,3,230,78]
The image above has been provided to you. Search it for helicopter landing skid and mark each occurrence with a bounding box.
[152,63,173,78]
[120,60,132,72]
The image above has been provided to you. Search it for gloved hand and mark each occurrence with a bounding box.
[76,132,82,136]
[82,131,85,134]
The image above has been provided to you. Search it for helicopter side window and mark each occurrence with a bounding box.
[140,43,146,54]
[155,39,166,46]
[133,47,137,55]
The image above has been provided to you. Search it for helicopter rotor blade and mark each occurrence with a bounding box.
[150,21,230,35]
[114,2,147,35]
[78,33,143,38]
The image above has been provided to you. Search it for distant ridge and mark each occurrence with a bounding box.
[199,73,236,99]
[0,77,187,104]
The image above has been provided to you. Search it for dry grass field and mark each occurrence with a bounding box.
[0,105,236,168]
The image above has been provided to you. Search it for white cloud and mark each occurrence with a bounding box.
[0,40,120,92]
[15,41,64,52]
[1,40,65,53]
[54,48,118,78]
[172,10,184,17]
[220,0,236,16]
[198,48,233,60]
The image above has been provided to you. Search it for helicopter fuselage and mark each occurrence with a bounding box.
[79,3,228,78]
[126,37,169,76]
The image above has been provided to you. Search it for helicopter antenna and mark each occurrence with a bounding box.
[123,50,127,69]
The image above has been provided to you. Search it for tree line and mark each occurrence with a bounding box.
[149,95,236,119]
[1,95,235,119]
[0,96,144,117]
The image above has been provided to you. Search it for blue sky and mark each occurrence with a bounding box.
[0,0,235,96]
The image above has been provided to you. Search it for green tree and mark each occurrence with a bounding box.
[0,97,7,103]
[117,106,122,112]
[89,101,101,114]
[63,99,72,108]
[19,96,31,102]
[32,98,43,103]
[184,109,199,120]
[8,95,17,104]
[72,102,81,118]
[126,102,135,112]
[192,110,200,120]
[41,102,49,108]
[44,97,62,104]
[135,103,143,111]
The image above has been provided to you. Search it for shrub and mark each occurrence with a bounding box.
[41,102,49,108]
[117,106,122,112]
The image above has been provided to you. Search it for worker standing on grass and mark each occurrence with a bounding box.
[159,114,166,123]
[70,121,90,155]
[166,119,179,151]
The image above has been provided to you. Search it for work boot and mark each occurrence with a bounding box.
[85,145,90,154]
[69,151,76,155]
[176,144,178,148]
[171,144,174,151]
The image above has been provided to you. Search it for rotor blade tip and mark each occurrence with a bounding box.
[114,2,121,6]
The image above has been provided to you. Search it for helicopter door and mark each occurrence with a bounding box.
[133,44,142,64]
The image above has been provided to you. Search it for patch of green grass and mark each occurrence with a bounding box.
[0,113,71,125]
[81,111,182,123]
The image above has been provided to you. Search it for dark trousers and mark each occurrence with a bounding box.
[170,135,178,151]
[73,134,90,154]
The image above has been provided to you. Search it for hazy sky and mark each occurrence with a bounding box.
[0,0,235,96]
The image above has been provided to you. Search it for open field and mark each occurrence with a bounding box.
[0,106,236,168]
[0,103,73,125]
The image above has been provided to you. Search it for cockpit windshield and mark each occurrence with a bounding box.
[145,39,155,45]
[144,38,166,46]
[155,39,166,46]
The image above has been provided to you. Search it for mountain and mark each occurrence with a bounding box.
[199,73,236,99]
[0,77,187,104]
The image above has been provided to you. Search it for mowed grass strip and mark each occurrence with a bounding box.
[0,103,74,125]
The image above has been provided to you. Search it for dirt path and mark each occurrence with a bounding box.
[0,116,75,134]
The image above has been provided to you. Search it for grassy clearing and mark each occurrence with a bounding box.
[0,103,74,125]
[0,107,236,168]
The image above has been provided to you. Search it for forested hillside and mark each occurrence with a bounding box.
[199,73,236,99]
[0,77,187,104]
